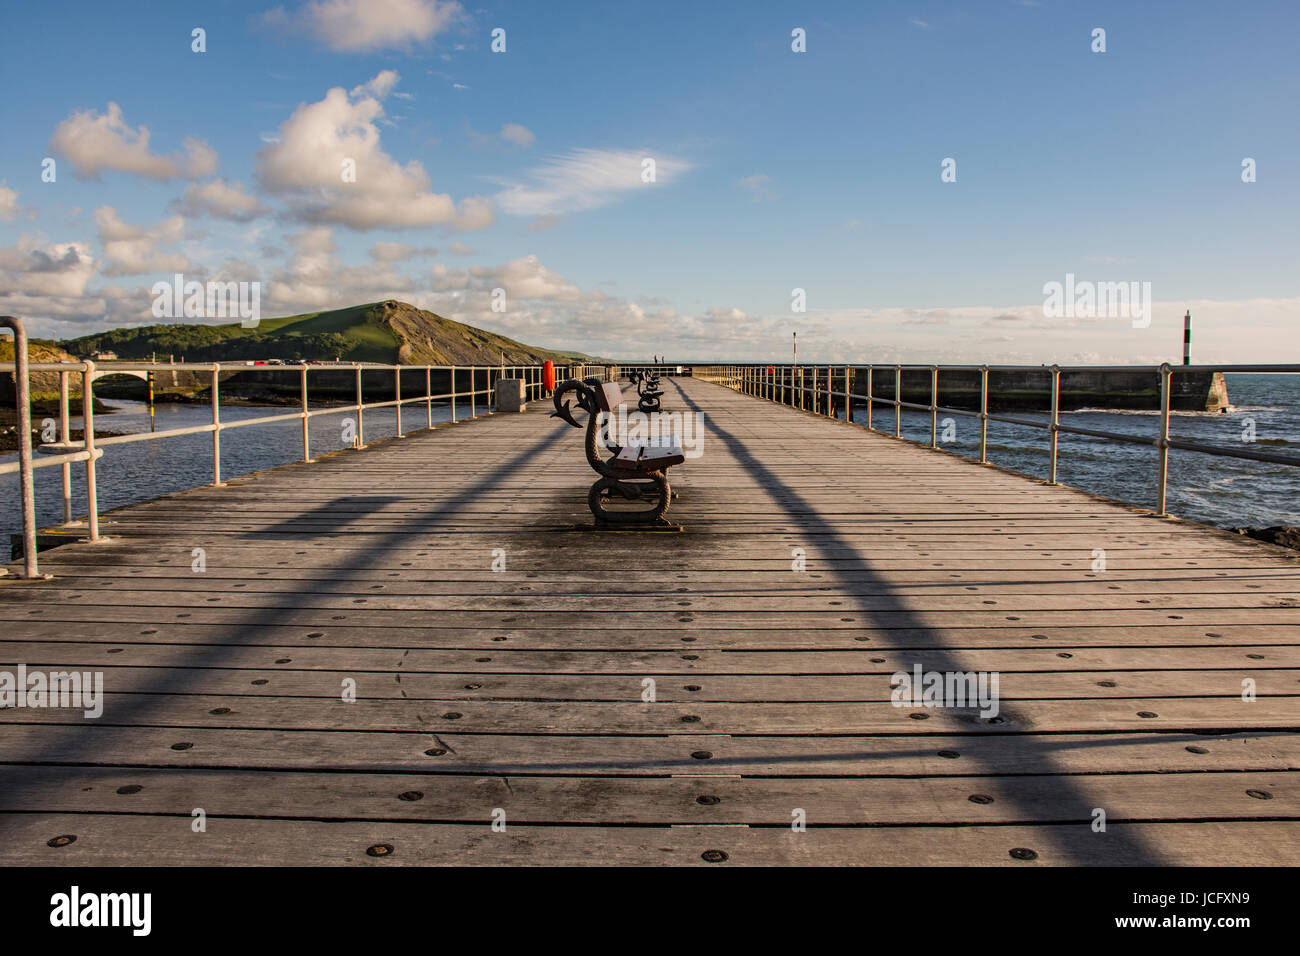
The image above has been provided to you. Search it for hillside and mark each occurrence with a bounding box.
[57,300,605,365]
[0,340,85,400]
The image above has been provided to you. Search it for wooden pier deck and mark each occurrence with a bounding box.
[1,376,1297,865]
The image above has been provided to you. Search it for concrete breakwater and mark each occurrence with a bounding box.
[835,368,1232,413]
[6,363,1231,413]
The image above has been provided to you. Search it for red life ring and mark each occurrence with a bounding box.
[543,360,556,391]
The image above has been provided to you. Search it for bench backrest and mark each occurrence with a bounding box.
[594,382,624,412]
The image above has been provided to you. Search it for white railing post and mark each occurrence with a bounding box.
[1,315,39,574]
[930,366,938,448]
[59,370,72,524]
[395,365,403,438]
[1049,365,1061,484]
[894,365,902,438]
[1157,363,1172,515]
[210,363,223,486]
[300,366,311,461]
[354,364,364,447]
[979,365,989,464]
[866,366,874,430]
[82,361,101,539]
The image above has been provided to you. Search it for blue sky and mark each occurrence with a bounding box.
[1,0,1297,363]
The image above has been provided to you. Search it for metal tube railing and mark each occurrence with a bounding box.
[0,316,37,577]
[2,354,618,573]
[691,361,1300,518]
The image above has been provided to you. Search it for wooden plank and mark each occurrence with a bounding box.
[0,659,1294,702]
[4,623,1297,650]
[1,692,1295,734]
[2,725,1293,776]
[1,814,1295,865]
[1,765,1295,825]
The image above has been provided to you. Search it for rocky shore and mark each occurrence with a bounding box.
[1234,526,1300,552]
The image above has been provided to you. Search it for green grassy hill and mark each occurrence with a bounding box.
[57,300,605,365]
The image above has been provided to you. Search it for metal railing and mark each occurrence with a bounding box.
[621,365,685,378]
[1,316,617,577]
[694,362,1300,518]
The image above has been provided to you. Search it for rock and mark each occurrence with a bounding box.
[1235,526,1300,551]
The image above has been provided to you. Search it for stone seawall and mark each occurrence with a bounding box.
[841,368,1231,413]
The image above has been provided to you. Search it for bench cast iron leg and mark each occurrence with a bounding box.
[588,473,671,526]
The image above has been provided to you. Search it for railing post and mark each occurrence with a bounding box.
[866,366,873,430]
[471,367,477,418]
[300,366,311,462]
[894,365,902,438]
[930,365,938,448]
[1157,363,1172,516]
[1048,365,1061,485]
[844,365,851,423]
[2,315,39,575]
[354,364,364,447]
[811,367,817,414]
[979,365,989,464]
[81,361,101,539]
[450,366,456,422]
[59,370,72,524]
[395,365,403,437]
[426,366,433,429]
[210,363,223,485]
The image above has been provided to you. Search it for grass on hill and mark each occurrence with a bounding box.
[54,300,604,366]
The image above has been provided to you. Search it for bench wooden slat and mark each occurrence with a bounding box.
[612,439,686,474]
[595,382,624,412]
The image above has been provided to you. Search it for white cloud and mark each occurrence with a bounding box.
[493,148,693,216]
[369,241,437,262]
[0,237,98,298]
[351,69,401,100]
[491,255,582,300]
[263,226,417,312]
[267,0,463,53]
[93,206,190,277]
[172,179,270,222]
[447,241,475,255]
[736,173,774,200]
[49,103,218,181]
[255,72,494,231]
[0,182,19,221]
[500,123,535,147]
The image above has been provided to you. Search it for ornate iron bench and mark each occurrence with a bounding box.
[552,377,685,528]
[633,371,664,413]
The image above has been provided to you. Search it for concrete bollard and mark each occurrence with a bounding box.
[494,378,527,413]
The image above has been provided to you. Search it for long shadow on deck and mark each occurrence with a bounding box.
[0,416,576,839]
[668,378,1169,865]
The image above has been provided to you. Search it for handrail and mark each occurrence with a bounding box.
[692,362,1300,517]
[0,316,38,577]
[1,347,619,575]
